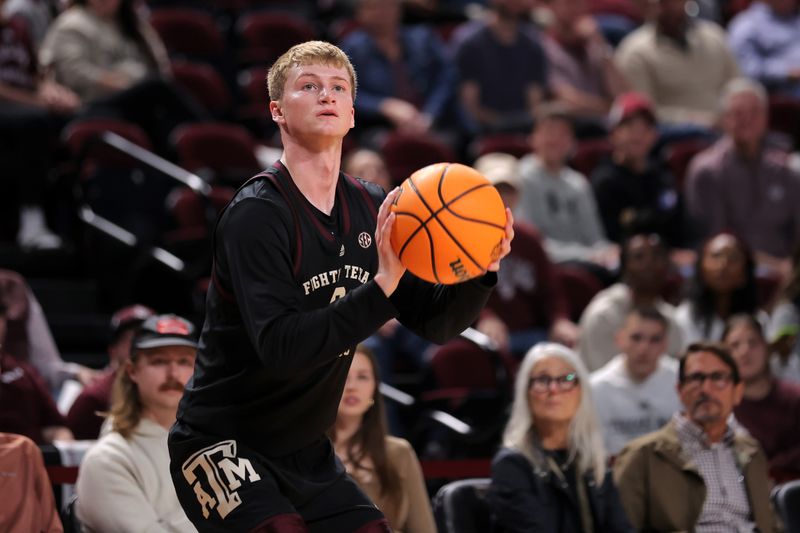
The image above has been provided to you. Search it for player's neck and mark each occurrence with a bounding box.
[281,143,342,215]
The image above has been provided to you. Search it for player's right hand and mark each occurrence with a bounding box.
[374,187,406,297]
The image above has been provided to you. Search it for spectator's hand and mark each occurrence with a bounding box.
[42,426,74,443]
[549,318,579,348]
[486,208,514,272]
[98,71,133,92]
[380,98,429,133]
[75,365,99,386]
[37,80,80,113]
[374,187,406,297]
[476,315,510,351]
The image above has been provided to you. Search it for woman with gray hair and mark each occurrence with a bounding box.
[488,342,633,532]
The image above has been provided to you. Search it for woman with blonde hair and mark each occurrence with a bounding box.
[489,342,632,532]
[330,344,436,533]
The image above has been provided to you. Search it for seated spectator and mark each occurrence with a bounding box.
[728,0,800,97]
[516,105,618,276]
[590,307,680,456]
[540,0,629,133]
[340,0,456,136]
[723,314,800,481]
[453,0,548,134]
[0,0,78,249]
[2,0,60,49]
[0,270,96,391]
[344,148,393,193]
[768,247,800,383]
[675,232,767,345]
[0,300,73,444]
[488,342,633,532]
[0,432,62,532]
[578,232,684,371]
[329,345,436,533]
[592,92,683,246]
[614,0,739,130]
[474,152,579,355]
[39,0,205,156]
[66,304,155,440]
[613,343,778,532]
[686,78,800,269]
[76,313,197,532]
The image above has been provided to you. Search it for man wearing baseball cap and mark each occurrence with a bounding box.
[66,304,155,439]
[75,314,197,532]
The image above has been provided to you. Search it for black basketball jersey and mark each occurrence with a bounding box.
[176,161,495,457]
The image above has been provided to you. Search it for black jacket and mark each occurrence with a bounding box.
[489,447,633,533]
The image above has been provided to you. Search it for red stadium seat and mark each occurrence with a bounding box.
[149,8,225,61]
[570,137,613,178]
[470,133,531,159]
[171,121,261,183]
[62,118,152,177]
[380,131,457,186]
[171,60,232,117]
[236,12,316,66]
[554,264,604,322]
[664,136,714,192]
[768,95,800,149]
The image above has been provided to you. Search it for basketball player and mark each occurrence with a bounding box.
[168,41,513,532]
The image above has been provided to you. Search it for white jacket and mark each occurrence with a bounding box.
[76,418,195,532]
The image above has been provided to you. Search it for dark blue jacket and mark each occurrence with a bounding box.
[489,447,633,533]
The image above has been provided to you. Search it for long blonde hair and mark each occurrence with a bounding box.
[502,342,607,483]
[108,350,145,439]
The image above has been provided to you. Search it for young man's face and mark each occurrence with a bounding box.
[128,345,196,414]
[531,118,574,167]
[610,115,658,163]
[617,314,667,381]
[269,63,355,141]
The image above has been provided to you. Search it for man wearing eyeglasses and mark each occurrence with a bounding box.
[613,342,778,532]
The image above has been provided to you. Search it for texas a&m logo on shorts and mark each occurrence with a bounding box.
[181,440,261,520]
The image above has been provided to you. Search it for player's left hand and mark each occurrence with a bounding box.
[486,208,514,272]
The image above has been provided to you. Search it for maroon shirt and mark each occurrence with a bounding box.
[484,222,569,331]
[0,352,65,444]
[66,368,116,440]
[734,378,800,481]
[0,16,37,90]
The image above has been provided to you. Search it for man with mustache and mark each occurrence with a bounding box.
[75,314,197,532]
[613,342,778,532]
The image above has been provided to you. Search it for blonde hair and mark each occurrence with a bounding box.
[502,342,607,483]
[267,40,357,102]
[109,351,146,439]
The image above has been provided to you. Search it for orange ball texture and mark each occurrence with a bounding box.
[390,162,507,284]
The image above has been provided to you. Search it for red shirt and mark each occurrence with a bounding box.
[0,352,65,444]
[66,368,116,440]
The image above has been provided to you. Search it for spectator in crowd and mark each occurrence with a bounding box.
[474,152,580,354]
[0,299,73,444]
[540,0,629,133]
[0,269,96,391]
[330,345,436,533]
[66,304,155,440]
[339,0,456,135]
[76,313,197,532]
[722,314,800,481]
[578,232,684,371]
[515,105,618,275]
[590,307,680,456]
[2,0,60,49]
[675,232,766,345]
[488,342,633,532]
[614,0,739,130]
[343,148,393,193]
[0,432,62,532]
[686,78,800,269]
[453,0,548,134]
[0,0,78,249]
[768,246,800,383]
[728,0,800,97]
[39,0,205,155]
[592,92,683,246]
[614,343,778,532]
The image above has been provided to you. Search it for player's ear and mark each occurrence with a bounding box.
[349,106,355,129]
[269,101,284,124]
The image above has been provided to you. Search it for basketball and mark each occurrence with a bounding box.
[390,162,507,285]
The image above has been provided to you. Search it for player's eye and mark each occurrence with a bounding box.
[303,83,316,90]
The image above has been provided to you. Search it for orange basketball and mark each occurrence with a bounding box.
[390,162,507,285]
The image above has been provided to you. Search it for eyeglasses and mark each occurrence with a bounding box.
[680,371,733,390]
[528,373,580,393]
